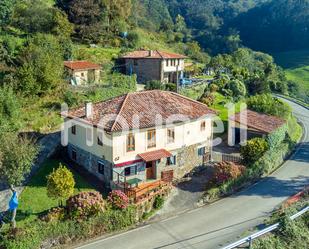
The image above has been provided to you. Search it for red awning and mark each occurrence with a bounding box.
[138,149,172,162]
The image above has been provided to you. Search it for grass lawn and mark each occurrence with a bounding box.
[273,49,309,101]
[16,159,95,225]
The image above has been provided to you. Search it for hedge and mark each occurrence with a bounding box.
[0,206,137,249]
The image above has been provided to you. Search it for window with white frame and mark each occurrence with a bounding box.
[167,128,175,144]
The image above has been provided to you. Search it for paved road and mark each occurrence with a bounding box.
[76,99,309,249]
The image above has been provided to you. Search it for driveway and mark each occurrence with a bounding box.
[76,99,309,249]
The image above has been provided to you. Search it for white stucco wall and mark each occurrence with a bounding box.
[112,117,213,164]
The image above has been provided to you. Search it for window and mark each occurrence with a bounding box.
[200,121,206,131]
[167,155,177,166]
[97,131,103,146]
[81,72,84,77]
[71,125,76,135]
[98,161,104,175]
[147,129,156,148]
[167,128,175,144]
[124,165,137,176]
[127,133,135,152]
[166,59,169,67]
[72,149,77,161]
[198,147,206,156]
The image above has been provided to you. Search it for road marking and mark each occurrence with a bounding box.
[188,207,202,213]
[161,215,179,223]
[75,224,151,249]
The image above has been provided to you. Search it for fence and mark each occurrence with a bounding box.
[221,206,309,249]
[211,152,242,163]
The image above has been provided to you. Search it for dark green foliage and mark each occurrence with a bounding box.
[0,86,21,132]
[224,79,246,100]
[267,125,288,150]
[145,80,165,90]
[0,0,15,28]
[0,132,38,186]
[247,94,291,119]
[153,196,164,209]
[231,0,309,53]
[14,34,64,96]
[241,138,269,164]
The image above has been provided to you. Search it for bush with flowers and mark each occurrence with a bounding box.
[108,190,129,210]
[66,191,105,220]
[213,161,246,185]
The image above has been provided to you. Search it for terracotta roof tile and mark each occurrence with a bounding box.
[230,109,286,134]
[64,61,101,70]
[64,90,216,132]
[121,50,187,59]
[138,149,172,162]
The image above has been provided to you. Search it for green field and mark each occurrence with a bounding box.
[273,49,309,95]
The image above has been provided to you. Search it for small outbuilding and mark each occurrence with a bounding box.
[229,109,286,145]
[64,61,101,85]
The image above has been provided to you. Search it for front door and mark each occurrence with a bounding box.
[146,161,154,180]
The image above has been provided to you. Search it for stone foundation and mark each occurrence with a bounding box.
[67,144,112,188]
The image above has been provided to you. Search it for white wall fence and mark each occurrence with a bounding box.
[211,151,242,163]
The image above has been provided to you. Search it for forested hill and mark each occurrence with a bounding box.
[229,0,309,53]
[137,0,309,54]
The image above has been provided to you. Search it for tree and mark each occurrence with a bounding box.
[241,138,269,164]
[15,34,64,96]
[145,80,165,90]
[0,0,15,28]
[47,164,75,206]
[11,0,54,33]
[224,79,246,100]
[0,133,38,187]
[0,86,21,133]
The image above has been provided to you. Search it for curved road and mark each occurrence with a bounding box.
[77,99,309,249]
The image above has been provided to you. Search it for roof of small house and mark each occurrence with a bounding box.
[63,90,216,132]
[121,50,187,59]
[230,109,286,134]
[64,61,101,70]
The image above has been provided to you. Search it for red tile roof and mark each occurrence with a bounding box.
[64,61,101,70]
[230,109,286,134]
[138,149,172,162]
[121,50,187,59]
[64,90,216,132]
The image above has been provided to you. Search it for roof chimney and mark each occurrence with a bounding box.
[85,102,92,118]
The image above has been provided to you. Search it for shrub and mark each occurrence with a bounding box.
[153,196,164,209]
[46,164,75,206]
[247,94,291,119]
[213,161,246,185]
[145,80,165,90]
[241,138,269,164]
[108,190,129,210]
[41,207,66,223]
[224,79,246,100]
[66,191,105,220]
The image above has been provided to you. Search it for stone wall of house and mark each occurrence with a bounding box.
[67,143,112,188]
[125,59,162,83]
[159,143,208,180]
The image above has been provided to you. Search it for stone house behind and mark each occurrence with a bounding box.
[120,50,187,84]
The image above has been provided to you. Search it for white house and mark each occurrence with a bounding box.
[62,90,216,192]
